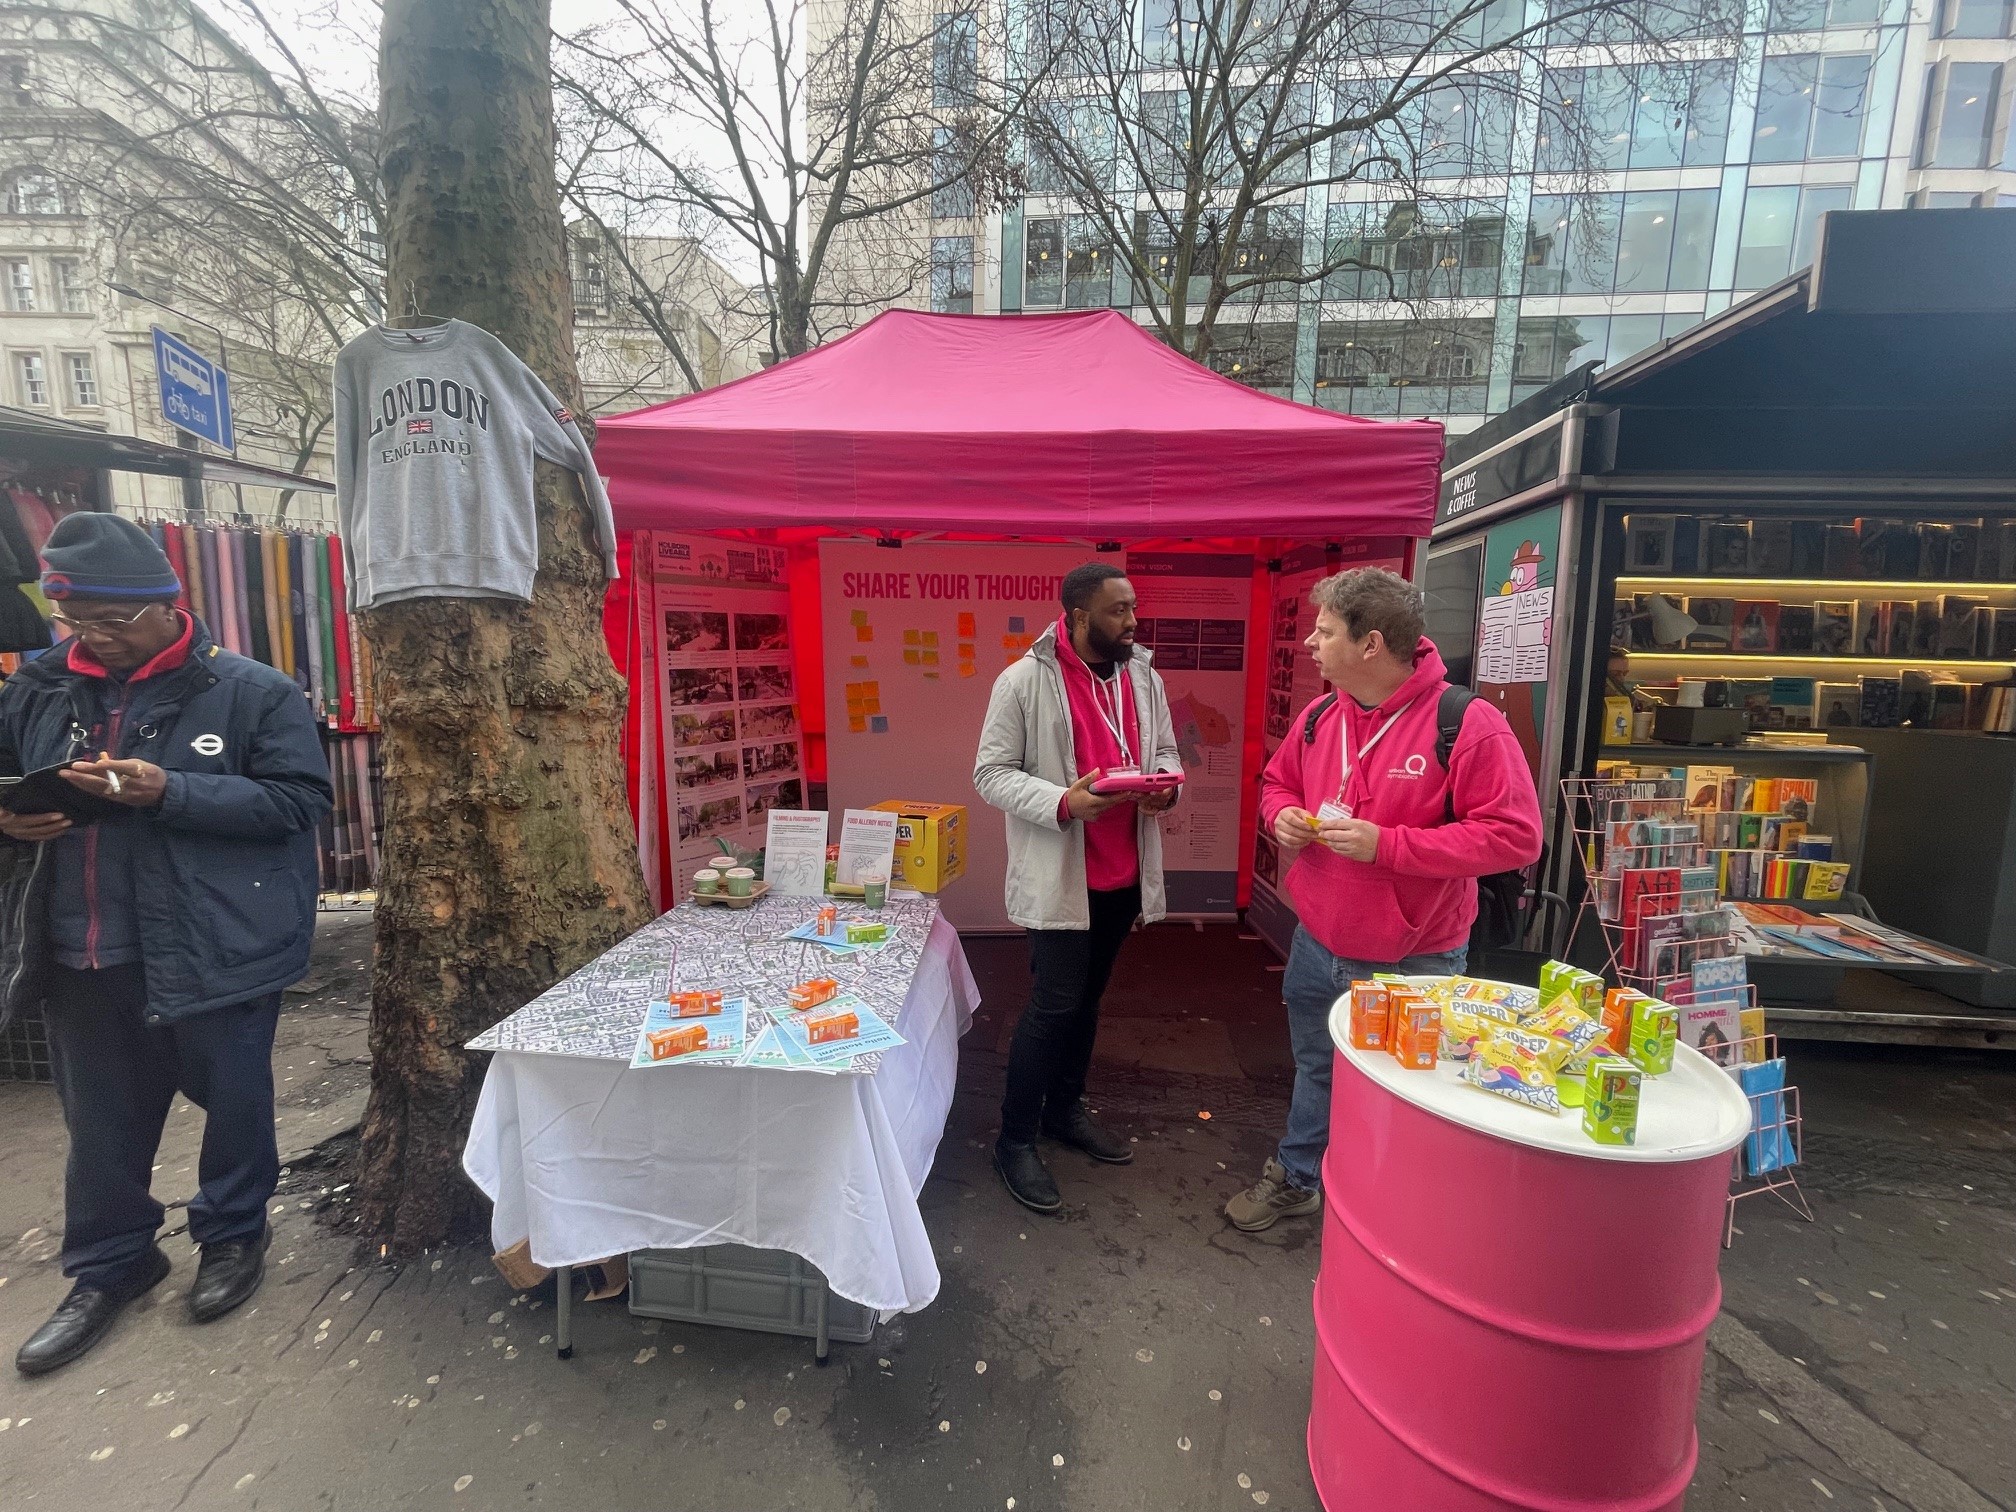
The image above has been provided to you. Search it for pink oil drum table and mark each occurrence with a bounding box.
[1309,995,1752,1512]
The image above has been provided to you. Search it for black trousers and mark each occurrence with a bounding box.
[43,964,282,1288]
[999,884,1141,1145]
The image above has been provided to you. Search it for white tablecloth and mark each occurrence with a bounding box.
[462,912,978,1313]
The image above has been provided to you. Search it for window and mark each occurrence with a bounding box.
[4,258,33,311]
[1315,317,1494,416]
[1510,309,1700,402]
[570,236,609,314]
[1064,215,1112,307]
[1734,183,1849,288]
[1538,62,1732,174]
[1027,99,1113,196]
[13,351,48,405]
[1525,190,1719,295]
[62,352,97,407]
[1937,0,2014,35]
[1,55,30,107]
[1918,62,2004,168]
[52,256,86,313]
[4,169,69,215]
[1917,190,1986,207]
[1205,321,1298,396]
[931,235,975,313]
[1752,53,1872,162]
[1024,216,1064,306]
[1326,198,1505,301]
[933,11,977,106]
[1766,0,1880,30]
[1544,0,1716,45]
[1410,74,1515,178]
[1223,204,1302,301]
[931,127,975,218]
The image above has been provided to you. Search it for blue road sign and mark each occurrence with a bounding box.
[150,326,234,452]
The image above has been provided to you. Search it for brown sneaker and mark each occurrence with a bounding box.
[1224,1157,1322,1232]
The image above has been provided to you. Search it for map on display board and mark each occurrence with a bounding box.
[1247,538,1410,959]
[820,539,1092,932]
[647,532,807,905]
[1130,551,1252,919]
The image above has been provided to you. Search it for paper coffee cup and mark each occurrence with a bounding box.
[692,868,721,895]
[725,866,756,897]
[1677,679,1707,708]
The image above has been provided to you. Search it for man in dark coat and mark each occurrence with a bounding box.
[0,514,331,1376]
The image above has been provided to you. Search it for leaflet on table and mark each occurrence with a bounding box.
[740,1020,821,1069]
[783,918,898,954]
[772,995,907,1068]
[836,808,898,886]
[630,996,750,1068]
[764,809,830,898]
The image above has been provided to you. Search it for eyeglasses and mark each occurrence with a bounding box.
[49,605,161,632]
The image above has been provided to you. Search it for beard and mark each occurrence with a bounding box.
[1085,623,1135,664]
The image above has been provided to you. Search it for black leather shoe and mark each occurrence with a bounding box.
[993,1140,1063,1214]
[15,1246,171,1377]
[189,1226,271,1323]
[1041,1103,1134,1165]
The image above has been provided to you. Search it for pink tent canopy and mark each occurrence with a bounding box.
[595,309,1445,538]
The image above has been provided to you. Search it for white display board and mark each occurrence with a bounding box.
[649,532,806,904]
[820,539,1092,932]
[1129,550,1252,919]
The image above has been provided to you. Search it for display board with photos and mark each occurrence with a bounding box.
[647,533,808,905]
[1613,511,2016,736]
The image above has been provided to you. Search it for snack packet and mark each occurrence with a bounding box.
[1440,1005,1490,1063]
[1347,982,1391,1052]
[1582,1055,1643,1145]
[1530,1003,1610,1074]
[1388,997,1441,1071]
[1628,998,1679,1076]
[1462,1024,1562,1114]
[1448,977,1540,1016]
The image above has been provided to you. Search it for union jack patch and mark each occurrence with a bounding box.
[406,417,433,435]
[553,406,574,425]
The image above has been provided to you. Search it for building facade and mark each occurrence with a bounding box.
[907,0,2016,432]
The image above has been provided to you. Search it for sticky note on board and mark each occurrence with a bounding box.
[904,629,920,646]
[864,698,881,715]
[904,649,920,665]
[959,664,976,678]
[923,650,939,666]
[1008,616,1026,634]
[850,610,868,627]
[923,631,940,647]
[924,672,939,681]
[870,715,889,733]
[1002,635,1018,649]
[856,625,873,642]
[850,655,869,668]
[957,613,976,638]
[958,642,975,658]
[849,715,867,733]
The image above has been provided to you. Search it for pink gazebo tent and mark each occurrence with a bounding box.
[595,309,1445,537]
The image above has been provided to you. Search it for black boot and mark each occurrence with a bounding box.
[189,1226,271,1323]
[993,1139,1062,1214]
[15,1246,172,1377]
[1041,1102,1134,1165]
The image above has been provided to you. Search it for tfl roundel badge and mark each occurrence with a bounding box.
[190,733,225,757]
[41,572,73,600]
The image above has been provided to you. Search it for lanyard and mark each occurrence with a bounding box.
[1092,667,1135,768]
[1337,698,1415,803]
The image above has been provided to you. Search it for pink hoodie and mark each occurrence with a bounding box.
[1259,638,1544,962]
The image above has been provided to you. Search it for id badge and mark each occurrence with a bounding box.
[1317,799,1353,823]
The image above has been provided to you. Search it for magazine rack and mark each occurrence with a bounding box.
[1701,1031,1813,1246]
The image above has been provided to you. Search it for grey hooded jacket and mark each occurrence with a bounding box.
[973,623,1181,930]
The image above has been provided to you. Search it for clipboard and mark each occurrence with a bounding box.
[0,764,125,824]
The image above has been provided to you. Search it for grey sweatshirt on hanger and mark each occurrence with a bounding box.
[333,319,620,610]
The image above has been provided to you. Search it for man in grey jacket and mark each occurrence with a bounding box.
[973,563,1181,1213]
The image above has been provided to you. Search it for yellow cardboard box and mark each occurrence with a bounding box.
[870,800,966,892]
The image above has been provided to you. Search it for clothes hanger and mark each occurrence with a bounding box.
[382,281,453,335]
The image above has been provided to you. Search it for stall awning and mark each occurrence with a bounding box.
[0,405,333,493]
[595,310,1445,538]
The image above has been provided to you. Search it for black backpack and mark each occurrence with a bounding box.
[1299,684,1533,952]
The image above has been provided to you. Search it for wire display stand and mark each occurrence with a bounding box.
[1562,777,1813,1247]
[1701,1031,1813,1246]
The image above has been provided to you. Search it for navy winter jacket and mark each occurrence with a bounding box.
[0,615,332,1027]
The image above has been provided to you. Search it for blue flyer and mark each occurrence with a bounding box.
[738,1020,825,1071]
[630,996,749,1069]
[772,996,907,1069]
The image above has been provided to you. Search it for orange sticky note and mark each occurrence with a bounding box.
[957,612,977,638]
[903,648,920,665]
[856,625,873,642]
[959,664,976,678]
[848,715,867,732]
[904,628,920,646]
[850,655,869,668]
[923,650,939,666]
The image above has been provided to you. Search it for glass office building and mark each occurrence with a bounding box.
[917,0,2016,432]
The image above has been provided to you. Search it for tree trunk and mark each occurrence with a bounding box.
[353,0,651,1254]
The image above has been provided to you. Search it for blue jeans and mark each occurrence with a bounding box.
[1275,927,1467,1192]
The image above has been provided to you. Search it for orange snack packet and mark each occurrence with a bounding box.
[1348,982,1391,1051]
[805,1006,859,1044]
[647,1023,709,1060]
